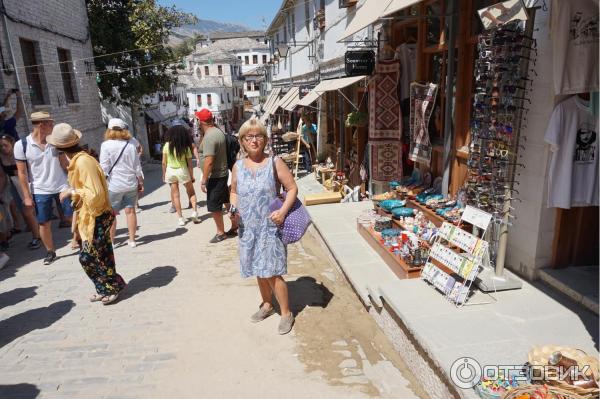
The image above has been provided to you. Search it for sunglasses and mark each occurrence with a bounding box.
[243,135,266,142]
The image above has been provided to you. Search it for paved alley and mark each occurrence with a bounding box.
[0,166,426,399]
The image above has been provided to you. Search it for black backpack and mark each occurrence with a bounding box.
[222,131,240,170]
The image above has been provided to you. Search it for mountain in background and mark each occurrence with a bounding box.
[170,19,252,45]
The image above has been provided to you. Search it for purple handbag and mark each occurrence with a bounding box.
[269,157,312,244]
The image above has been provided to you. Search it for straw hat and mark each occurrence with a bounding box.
[30,111,53,122]
[46,123,82,148]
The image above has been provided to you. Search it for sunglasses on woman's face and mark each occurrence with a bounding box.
[243,135,265,142]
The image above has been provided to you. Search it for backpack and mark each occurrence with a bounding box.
[222,131,240,170]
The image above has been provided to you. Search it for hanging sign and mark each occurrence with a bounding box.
[461,205,492,231]
[344,50,374,77]
[299,85,314,99]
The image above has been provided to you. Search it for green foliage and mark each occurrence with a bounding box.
[86,0,197,105]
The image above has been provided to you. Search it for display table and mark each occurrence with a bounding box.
[314,167,336,185]
[356,223,422,279]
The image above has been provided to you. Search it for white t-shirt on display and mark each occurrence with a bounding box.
[545,96,599,209]
[550,0,599,95]
[99,139,144,194]
[13,135,69,195]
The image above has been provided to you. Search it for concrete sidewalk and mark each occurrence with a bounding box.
[296,174,599,399]
[0,165,424,399]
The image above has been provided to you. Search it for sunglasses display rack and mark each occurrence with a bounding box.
[467,20,536,266]
[421,221,490,307]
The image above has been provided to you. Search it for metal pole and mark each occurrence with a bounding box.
[441,0,458,196]
[494,7,538,277]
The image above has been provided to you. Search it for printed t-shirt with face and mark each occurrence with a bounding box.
[545,95,599,209]
[13,134,69,195]
[163,142,191,169]
[199,126,228,179]
[551,0,599,95]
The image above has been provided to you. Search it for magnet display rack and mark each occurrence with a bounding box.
[421,221,491,307]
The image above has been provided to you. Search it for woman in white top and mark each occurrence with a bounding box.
[99,118,144,248]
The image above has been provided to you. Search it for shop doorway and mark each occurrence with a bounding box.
[551,206,599,268]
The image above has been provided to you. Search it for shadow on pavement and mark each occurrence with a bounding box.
[119,266,178,301]
[0,300,75,348]
[0,383,40,399]
[286,276,334,317]
[138,200,170,211]
[0,286,38,310]
[136,228,188,247]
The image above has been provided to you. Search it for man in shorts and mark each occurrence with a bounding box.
[197,109,234,243]
[14,111,72,265]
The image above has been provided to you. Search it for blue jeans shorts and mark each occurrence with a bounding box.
[109,190,138,212]
[33,193,74,224]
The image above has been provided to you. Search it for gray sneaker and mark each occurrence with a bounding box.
[250,305,275,323]
[278,313,295,335]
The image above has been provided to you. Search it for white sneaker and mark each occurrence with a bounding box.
[190,211,200,224]
[0,253,9,270]
[178,217,186,227]
[135,207,142,214]
[127,240,137,248]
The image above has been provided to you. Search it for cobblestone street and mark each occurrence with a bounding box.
[0,166,425,399]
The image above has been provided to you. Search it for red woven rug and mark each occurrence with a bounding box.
[369,60,402,141]
[370,141,403,184]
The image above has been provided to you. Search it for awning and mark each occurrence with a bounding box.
[314,75,367,93]
[261,88,281,116]
[145,108,167,123]
[283,88,302,111]
[297,90,321,107]
[273,87,299,113]
[337,0,421,42]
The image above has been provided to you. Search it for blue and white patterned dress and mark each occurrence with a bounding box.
[236,157,287,278]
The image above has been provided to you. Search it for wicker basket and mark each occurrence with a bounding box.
[527,346,599,399]
[282,132,299,142]
[502,384,591,399]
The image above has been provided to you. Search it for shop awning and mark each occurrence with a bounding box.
[261,87,282,116]
[315,75,367,93]
[297,90,321,107]
[294,76,367,108]
[283,89,302,111]
[273,87,299,113]
[337,0,421,42]
[145,108,167,123]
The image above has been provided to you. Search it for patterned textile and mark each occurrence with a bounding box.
[370,141,403,184]
[369,60,402,141]
[79,211,126,296]
[236,157,287,278]
[409,82,438,166]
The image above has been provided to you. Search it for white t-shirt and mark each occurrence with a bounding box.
[551,0,599,95]
[545,96,599,209]
[99,139,144,194]
[13,135,69,195]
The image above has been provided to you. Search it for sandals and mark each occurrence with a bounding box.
[101,293,120,305]
[90,294,104,302]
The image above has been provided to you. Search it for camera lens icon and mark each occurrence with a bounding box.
[450,357,482,389]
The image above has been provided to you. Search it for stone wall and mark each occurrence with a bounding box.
[0,0,105,149]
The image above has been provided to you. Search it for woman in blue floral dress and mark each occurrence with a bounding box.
[229,118,298,335]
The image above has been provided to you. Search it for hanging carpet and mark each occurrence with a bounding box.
[369,60,402,141]
[370,141,403,184]
[409,82,438,166]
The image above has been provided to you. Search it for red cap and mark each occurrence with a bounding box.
[195,108,213,122]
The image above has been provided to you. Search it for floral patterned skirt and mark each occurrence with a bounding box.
[79,211,126,296]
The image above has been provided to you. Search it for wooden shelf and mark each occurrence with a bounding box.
[404,199,445,227]
[357,223,422,279]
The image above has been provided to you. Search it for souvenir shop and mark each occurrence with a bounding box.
[340,1,599,397]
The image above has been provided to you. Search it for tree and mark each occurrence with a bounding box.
[86,0,197,105]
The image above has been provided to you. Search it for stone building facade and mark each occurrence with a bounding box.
[0,0,104,149]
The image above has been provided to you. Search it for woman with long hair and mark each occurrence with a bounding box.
[99,118,144,248]
[162,123,199,226]
[0,134,41,249]
[51,123,126,305]
[229,118,298,335]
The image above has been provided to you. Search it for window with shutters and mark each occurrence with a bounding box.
[57,48,77,103]
[20,39,47,105]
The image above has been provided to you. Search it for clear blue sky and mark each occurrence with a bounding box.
[157,0,283,30]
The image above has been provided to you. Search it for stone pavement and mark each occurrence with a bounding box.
[0,165,426,399]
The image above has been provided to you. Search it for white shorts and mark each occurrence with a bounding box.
[165,166,191,184]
